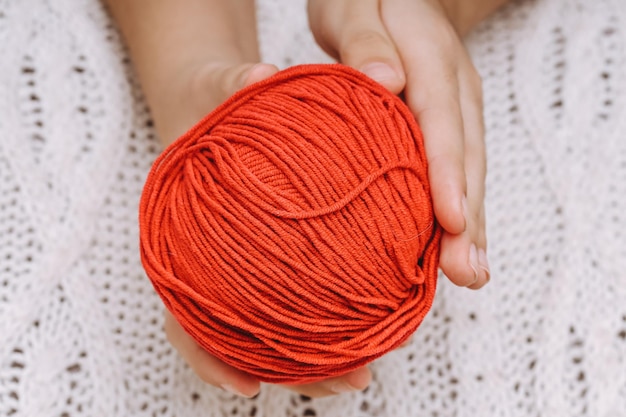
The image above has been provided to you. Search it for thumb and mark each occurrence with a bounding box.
[308,0,405,93]
[155,62,279,144]
[192,62,279,115]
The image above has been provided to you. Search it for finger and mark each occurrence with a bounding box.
[242,62,281,87]
[438,61,488,288]
[159,62,278,145]
[439,205,487,289]
[164,310,261,398]
[469,205,489,289]
[459,58,489,289]
[440,232,477,287]
[307,0,405,93]
[191,62,279,115]
[381,0,467,235]
[282,366,372,398]
[439,201,487,289]
[459,56,486,245]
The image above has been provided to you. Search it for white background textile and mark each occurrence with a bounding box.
[1,0,625,416]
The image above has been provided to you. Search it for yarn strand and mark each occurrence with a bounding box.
[139,64,442,383]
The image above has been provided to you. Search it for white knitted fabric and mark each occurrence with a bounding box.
[1,0,625,415]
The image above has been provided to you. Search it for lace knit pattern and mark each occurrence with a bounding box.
[0,0,624,416]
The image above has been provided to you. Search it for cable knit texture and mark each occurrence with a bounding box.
[1,0,625,416]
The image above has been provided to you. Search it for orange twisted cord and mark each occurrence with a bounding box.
[139,64,442,384]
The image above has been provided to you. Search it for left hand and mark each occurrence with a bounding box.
[161,61,373,398]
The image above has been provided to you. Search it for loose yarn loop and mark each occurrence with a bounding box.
[139,64,442,383]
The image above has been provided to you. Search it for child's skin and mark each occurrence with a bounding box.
[105,0,508,398]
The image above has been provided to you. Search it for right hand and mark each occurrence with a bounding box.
[308,0,494,290]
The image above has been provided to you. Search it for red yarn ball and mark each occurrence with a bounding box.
[139,64,442,384]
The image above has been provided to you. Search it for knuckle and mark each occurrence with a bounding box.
[346,29,387,46]
[427,23,461,56]
[225,66,248,93]
[340,29,393,58]
[408,68,460,114]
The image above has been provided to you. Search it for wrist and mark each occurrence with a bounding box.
[104,0,260,144]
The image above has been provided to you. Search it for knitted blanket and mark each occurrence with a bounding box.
[1,0,624,416]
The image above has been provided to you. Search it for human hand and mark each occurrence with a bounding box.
[165,310,371,398]
[160,62,373,398]
[107,0,374,399]
[308,0,506,289]
[154,61,278,145]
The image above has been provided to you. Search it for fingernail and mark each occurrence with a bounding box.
[330,381,358,394]
[360,63,398,84]
[221,383,254,398]
[478,248,490,282]
[461,196,469,231]
[468,244,479,285]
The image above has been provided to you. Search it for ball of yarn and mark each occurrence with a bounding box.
[139,64,442,384]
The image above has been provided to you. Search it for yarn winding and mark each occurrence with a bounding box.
[139,64,441,383]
